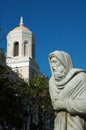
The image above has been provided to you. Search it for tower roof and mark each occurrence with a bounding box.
[10,17,32,33]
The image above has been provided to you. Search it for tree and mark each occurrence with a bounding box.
[0,48,6,64]
[0,62,29,129]
[27,75,54,130]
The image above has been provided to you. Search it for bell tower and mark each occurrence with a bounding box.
[6,17,39,81]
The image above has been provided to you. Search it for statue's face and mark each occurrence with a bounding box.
[50,56,67,81]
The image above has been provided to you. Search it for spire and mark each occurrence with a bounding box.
[19,16,24,26]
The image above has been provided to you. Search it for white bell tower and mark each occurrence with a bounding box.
[6,17,39,81]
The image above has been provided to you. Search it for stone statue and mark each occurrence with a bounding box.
[48,50,86,130]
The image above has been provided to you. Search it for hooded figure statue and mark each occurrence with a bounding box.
[48,50,86,130]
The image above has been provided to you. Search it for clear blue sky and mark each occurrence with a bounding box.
[0,0,86,77]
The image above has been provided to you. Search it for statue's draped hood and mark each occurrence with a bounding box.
[49,50,85,87]
[49,50,73,73]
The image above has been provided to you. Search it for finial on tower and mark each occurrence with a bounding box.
[19,16,24,26]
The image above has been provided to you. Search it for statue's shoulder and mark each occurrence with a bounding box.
[72,70,86,84]
[70,68,86,80]
[77,71,86,79]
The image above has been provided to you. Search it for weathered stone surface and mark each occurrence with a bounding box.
[48,50,86,130]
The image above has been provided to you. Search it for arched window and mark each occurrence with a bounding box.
[13,42,19,57]
[24,41,28,56]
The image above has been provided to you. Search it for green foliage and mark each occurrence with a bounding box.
[0,48,6,64]
[27,75,54,130]
[0,64,28,129]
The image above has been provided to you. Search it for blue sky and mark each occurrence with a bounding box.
[0,0,86,77]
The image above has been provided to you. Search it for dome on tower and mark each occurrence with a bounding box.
[10,17,32,34]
